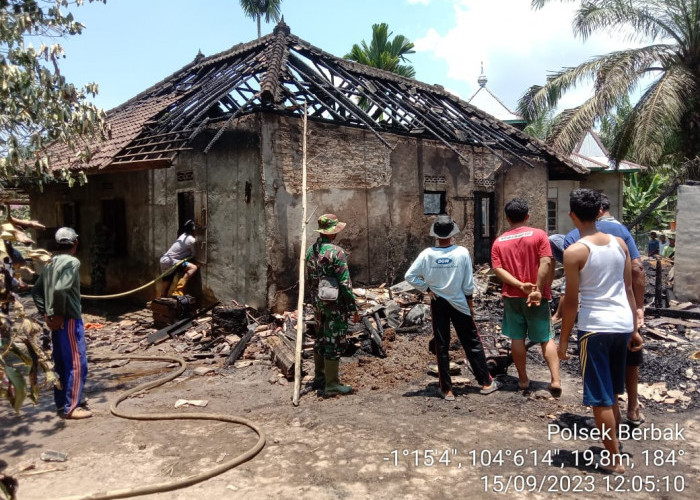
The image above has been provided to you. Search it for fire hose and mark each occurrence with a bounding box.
[81,260,188,300]
[57,354,266,500]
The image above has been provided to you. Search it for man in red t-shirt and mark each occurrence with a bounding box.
[491,198,561,396]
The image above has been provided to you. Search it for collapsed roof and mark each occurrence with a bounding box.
[52,21,586,177]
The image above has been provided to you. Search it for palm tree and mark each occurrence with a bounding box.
[523,108,557,141]
[344,23,416,78]
[239,0,282,39]
[519,0,700,176]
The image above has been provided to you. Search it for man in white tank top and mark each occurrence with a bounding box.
[559,189,639,474]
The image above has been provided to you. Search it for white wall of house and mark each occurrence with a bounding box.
[548,180,578,235]
[582,172,624,220]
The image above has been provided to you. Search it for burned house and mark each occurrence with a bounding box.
[30,22,588,312]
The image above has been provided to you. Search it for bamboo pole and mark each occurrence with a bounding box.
[292,102,309,406]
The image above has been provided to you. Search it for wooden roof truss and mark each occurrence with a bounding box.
[104,22,581,173]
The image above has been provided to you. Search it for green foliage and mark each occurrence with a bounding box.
[0,0,108,187]
[239,0,282,38]
[523,108,556,141]
[0,300,58,414]
[598,95,633,152]
[521,1,700,175]
[345,23,416,78]
[622,171,676,230]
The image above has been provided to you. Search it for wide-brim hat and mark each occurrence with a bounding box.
[314,214,346,235]
[429,215,460,238]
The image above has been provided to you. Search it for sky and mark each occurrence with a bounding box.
[54,0,641,114]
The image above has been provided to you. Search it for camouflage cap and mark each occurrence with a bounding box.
[314,214,346,235]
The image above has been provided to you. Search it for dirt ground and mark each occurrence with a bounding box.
[2,298,699,500]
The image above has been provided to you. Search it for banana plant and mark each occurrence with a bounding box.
[623,171,676,231]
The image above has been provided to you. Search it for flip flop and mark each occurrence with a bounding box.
[625,415,645,427]
[439,389,455,401]
[480,380,502,395]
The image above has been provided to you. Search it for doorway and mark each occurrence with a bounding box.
[473,192,495,264]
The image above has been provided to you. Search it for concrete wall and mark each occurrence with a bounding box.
[30,116,268,309]
[262,116,558,310]
[29,113,569,312]
[674,184,700,302]
[547,173,625,235]
[261,115,493,310]
[29,170,153,293]
[498,161,549,234]
[153,118,267,308]
[581,172,624,220]
[549,180,578,235]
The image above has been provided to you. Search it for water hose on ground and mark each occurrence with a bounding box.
[57,354,266,500]
[81,260,188,300]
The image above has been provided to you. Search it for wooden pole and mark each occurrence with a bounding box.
[292,103,309,406]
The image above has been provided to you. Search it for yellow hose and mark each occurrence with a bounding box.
[82,260,187,300]
[57,355,266,500]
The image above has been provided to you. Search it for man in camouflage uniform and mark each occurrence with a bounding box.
[305,214,359,396]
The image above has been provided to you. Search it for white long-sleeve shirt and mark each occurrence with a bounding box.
[405,245,474,315]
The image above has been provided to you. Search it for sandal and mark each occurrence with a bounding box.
[480,380,502,395]
[439,389,455,401]
[625,414,645,427]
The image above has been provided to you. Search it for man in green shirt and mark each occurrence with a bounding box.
[32,227,91,419]
[662,233,676,259]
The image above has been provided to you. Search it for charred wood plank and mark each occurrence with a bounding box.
[147,302,219,345]
[286,53,393,149]
[395,326,421,334]
[643,327,687,343]
[645,307,700,320]
[654,259,663,308]
[211,305,248,337]
[269,335,295,379]
[361,316,386,358]
[224,326,255,367]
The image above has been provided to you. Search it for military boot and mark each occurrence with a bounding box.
[312,351,325,389]
[324,358,352,395]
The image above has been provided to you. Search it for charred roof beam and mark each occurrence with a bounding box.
[284,73,364,124]
[286,53,393,149]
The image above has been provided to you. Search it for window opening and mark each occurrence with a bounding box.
[547,199,557,234]
[424,190,446,215]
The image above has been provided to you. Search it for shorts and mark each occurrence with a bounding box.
[578,330,632,407]
[626,347,643,367]
[502,297,553,343]
[159,256,190,279]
